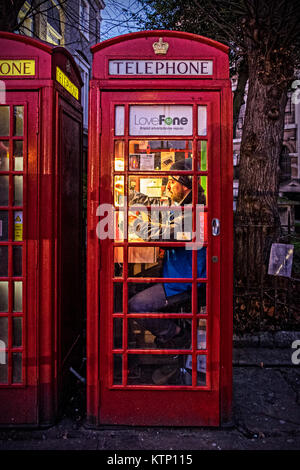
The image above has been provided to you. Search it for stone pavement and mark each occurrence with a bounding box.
[0,332,299,453]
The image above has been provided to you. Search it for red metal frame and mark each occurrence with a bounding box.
[0,32,83,426]
[87,31,233,427]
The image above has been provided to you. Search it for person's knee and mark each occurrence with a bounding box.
[128,295,141,313]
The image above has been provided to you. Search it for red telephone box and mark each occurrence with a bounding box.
[87,31,233,426]
[0,32,83,426]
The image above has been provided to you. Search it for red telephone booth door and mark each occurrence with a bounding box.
[0,92,38,424]
[97,89,222,426]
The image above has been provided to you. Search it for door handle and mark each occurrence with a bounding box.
[212,218,220,236]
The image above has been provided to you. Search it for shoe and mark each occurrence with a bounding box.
[156,327,191,350]
[152,365,179,385]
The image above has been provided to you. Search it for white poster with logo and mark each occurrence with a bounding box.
[129,105,193,136]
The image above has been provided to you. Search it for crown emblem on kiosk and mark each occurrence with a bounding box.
[153,37,169,55]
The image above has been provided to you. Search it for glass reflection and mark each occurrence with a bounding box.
[13,281,22,312]
[13,246,22,276]
[113,354,122,384]
[198,140,207,171]
[113,318,123,349]
[13,141,23,171]
[0,141,9,171]
[113,283,123,313]
[14,176,23,206]
[0,211,9,241]
[114,175,124,207]
[12,352,22,383]
[12,317,22,347]
[114,247,123,277]
[0,175,9,206]
[0,282,8,311]
[0,107,10,136]
[0,246,8,276]
[13,106,24,136]
[0,316,8,346]
[114,140,124,170]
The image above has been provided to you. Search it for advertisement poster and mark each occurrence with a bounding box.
[129,105,193,136]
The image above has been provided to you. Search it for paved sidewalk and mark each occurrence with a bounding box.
[0,333,299,452]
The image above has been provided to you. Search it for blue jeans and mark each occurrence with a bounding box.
[128,283,191,341]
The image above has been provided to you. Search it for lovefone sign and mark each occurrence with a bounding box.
[129,105,193,136]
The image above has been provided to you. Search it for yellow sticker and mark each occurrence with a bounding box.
[14,211,23,241]
[0,60,35,76]
[56,66,79,100]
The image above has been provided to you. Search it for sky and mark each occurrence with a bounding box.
[101,0,148,41]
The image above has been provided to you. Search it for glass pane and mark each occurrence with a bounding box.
[0,354,8,383]
[199,176,207,205]
[114,140,125,171]
[129,140,192,171]
[114,210,124,242]
[13,106,24,136]
[113,354,122,385]
[0,281,8,311]
[128,283,192,313]
[0,246,8,276]
[197,319,207,350]
[197,208,208,245]
[129,105,193,136]
[14,176,23,206]
[14,211,23,241]
[13,246,22,276]
[114,175,124,207]
[128,318,191,350]
[128,247,160,276]
[0,316,8,346]
[12,317,22,347]
[13,281,22,312]
[0,141,9,171]
[0,211,9,241]
[198,282,207,312]
[114,247,123,277]
[198,106,207,136]
[129,175,193,204]
[113,283,123,313]
[113,318,123,349]
[127,354,192,386]
[115,106,125,136]
[0,107,10,136]
[184,355,206,386]
[0,175,9,205]
[13,141,23,171]
[12,352,22,383]
[198,140,207,171]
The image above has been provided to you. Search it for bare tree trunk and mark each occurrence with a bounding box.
[235,45,293,286]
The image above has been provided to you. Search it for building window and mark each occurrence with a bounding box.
[79,0,90,40]
[46,0,62,45]
[17,1,33,37]
[279,146,292,183]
